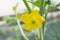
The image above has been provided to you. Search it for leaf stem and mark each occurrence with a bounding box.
[39,0,44,16]
[39,0,44,40]
[15,11,29,40]
[23,0,31,13]
[43,5,50,33]
[16,19,29,40]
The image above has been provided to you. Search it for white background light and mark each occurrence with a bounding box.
[0,0,60,17]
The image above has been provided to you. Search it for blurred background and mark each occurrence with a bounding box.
[0,0,60,40]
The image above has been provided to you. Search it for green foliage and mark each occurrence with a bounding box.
[32,0,40,7]
[29,0,60,12]
[29,0,51,7]
[0,26,21,39]
[0,30,7,37]
[44,0,51,7]
[23,0,32,13]
[28,0,39,7]
[48,5,57,12]
[13,3,19,11]
[3,16,17,25]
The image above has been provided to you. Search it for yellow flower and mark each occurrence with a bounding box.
[21,10,45,31]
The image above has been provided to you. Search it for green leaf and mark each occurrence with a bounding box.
[44,0,51,7]
[32,0,40,7]
[3,16,17,25]
[28,0,39,7]
[48,6,57,12]
[13,3,19,11]
[29,0,51,7]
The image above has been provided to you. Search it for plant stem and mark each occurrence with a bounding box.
[15,11,29,40]
[43,1,51,29]
[40,28,44,40]
[43,5,50,33]
[23,0,31,13]
[16,19,29,40]
[35,35,40,40]
[39,0,44,40]
[39,0,44,16]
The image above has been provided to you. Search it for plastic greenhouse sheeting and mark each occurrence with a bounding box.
[44,20,60,40]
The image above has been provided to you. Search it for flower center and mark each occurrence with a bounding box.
[32,20,35,24]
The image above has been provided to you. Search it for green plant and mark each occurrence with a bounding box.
[3,16,17,25]
[3,0,60,40]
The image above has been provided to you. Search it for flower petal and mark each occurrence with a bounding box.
[24,23,42,31]
[31,10,45,23]
[21,13,32,24]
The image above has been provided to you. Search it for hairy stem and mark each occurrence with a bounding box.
[23,0,31,13]
[16,19,29,40]
[15,11,29,40]
[39,0,44,16]
[39,0,44,40]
